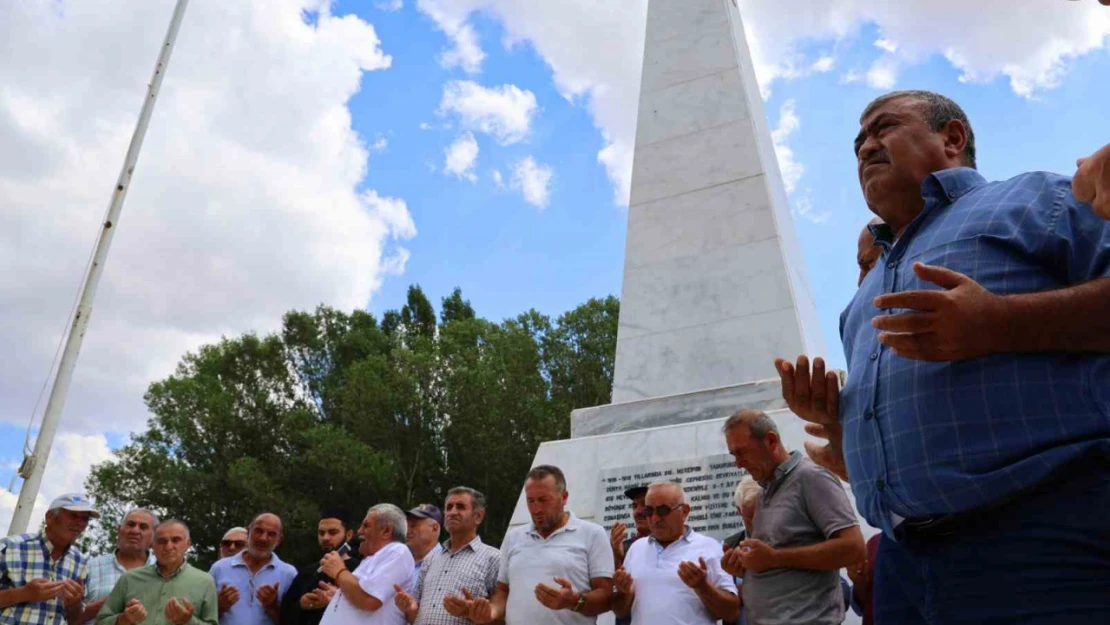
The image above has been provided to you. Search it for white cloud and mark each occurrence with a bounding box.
[419,121,433,130]
[491,169,505,189]
[771,99,803,195]
[0,0,413,440]
[417,0,486,73]
[0,433,113,535]
[376,0,404,12]
[370,134,389,151]
[438,80,539,145]
[412,0,1110,205]
[874,38,898,54]
[811,56,836,73]
[444,131,479,182]
[792,196,831,225]
[510,157,554,209]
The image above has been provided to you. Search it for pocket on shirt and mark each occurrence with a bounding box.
[904,236,1060,297]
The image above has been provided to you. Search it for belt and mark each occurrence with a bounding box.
[895,452,1102,543]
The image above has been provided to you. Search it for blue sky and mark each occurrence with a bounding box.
[2,0,1108,527]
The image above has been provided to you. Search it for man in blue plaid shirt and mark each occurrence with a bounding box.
[777,90,1110,624]
[0,493,97,625]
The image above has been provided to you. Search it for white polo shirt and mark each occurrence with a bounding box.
[622,528,737,625]
[320,542,414,625]
[497,512,614,625]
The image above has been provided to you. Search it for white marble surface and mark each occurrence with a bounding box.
[640,12,735,94]
[571,378,785,438]
[628,119,764,206]
[612,0,826,403]
[624,176,777,269]
[612,308,806,403]
[644,0,729,46]
[635,68,749,147]
[510,407,876,539]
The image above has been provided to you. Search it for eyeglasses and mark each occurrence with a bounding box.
[642,504,684,518]
[221,540,246,549]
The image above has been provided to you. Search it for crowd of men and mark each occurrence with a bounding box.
[2,89,1109,625]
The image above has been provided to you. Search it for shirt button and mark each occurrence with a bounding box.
[886,261,895,269]
[869,353,878,361]
[864,409,874,420]
[877,479,886,491]
[948,190,957,199]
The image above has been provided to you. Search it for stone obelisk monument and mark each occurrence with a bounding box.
[509,0,829,542]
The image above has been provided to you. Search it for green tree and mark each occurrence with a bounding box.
[87,291,619,565]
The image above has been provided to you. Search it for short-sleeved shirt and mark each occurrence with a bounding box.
[85,551,157,602]
[209,552,297,625]
[497,512,614,625]
[409,544,443,594]
[839,168,1110,537]
[411,536,499,625]
[622,528,736,625]
[743,452,858,625]
[279,556,361,625]
[319,542,413,625]
[0,532,89,625]
[95,562,218,625]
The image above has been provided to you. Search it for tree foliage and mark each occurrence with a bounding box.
[86,288,618,567]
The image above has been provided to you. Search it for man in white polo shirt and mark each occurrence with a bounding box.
[319,504,414,625]
[462,465,613,624]
[612,481,739,624]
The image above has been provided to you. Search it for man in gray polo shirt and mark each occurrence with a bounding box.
[461,465,614,624]
[720,409,864,625]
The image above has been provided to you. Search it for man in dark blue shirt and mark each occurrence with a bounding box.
[776,90,1110,624]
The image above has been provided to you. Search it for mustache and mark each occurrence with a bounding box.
[863,151,890,168]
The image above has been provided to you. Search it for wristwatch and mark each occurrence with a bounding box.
[571,592,587,613]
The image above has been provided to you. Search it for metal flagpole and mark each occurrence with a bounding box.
[7,0,191,535]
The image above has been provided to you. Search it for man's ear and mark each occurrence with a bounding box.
[942,119,968,164]
[474,509,486,526]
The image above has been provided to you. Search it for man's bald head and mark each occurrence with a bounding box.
[857,217,884,286]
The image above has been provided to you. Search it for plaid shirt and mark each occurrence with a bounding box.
[412,537,499,625]
[840,168,1110,537]
[84,551,156,602]
[0,533,89,625]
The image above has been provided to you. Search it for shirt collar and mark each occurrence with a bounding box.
[450,535,484,553]
[112,549,156,570]
[922,167,987,205]
[38,532,71,561]
[868,167,987,250]
[230,550,281,570]
[759,450,803,490]
[647,526,694,548]
[154,561,189,579]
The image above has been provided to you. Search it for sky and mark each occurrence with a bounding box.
[2,0,1109,533]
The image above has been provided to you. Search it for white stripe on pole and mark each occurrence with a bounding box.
[7,0,192,535]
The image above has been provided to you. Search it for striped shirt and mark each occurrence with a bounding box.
[412,537,499,625]
[840,167,1110,538]
[0,533,89,625]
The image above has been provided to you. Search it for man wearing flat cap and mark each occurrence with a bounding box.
[403,506,442,594]
[0,493,100,625]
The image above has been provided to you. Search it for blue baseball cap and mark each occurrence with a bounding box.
[405,503,443,526]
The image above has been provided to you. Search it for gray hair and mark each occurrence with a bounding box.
[369,504,407,542]
[156,519,191,540]
[860,90,977,169]
[721,408,780,440]
[446,486,487,513]
[121,508,160,529]
[647,480,685,504]
[222,527,247,540]
[734,476,762,509]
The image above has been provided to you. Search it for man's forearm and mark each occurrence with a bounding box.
[611,590,633,618]
[773,532,865,572]
[1001,278,1110,353]
[578,585,613,617]
[0,587,27,610]
[64,602,84,625]
[694,585,740,622]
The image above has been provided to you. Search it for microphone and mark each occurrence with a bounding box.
[317,542,352,574]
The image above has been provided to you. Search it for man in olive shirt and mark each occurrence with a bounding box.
[97,520,218,625]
